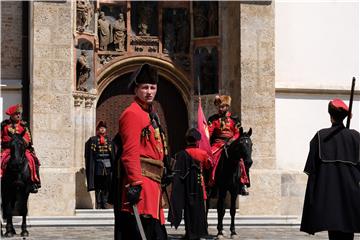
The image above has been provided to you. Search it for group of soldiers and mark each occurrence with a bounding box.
[1,63,359,240]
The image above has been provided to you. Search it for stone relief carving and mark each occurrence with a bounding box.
[98,11,113,50]
[130,36,158,53]
[137,2,153,36]
[113,13,126,52]
[77,0,94,32]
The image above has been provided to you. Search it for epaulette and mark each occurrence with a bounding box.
[230,115,240,123]
[208,114,219,123]
[1,119,11,127]
[20,120,28,127]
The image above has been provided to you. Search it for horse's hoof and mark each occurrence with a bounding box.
[216,230,226,239]
[4,231,14,238]
[21,230,29,237]
[231,231,237,238]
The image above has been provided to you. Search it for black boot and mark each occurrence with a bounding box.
[30,183,38,193]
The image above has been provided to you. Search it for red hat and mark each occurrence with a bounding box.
[96,121,107,129]
[328,98,348,120]
[5,104,23,116]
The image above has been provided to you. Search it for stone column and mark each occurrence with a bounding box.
[73,92,97,209]
[238,2,278,215]
[29,1,75,215]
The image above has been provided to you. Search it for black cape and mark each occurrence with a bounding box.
[168,150,208,239]
[300,123,360,234]
[84,135,114,191]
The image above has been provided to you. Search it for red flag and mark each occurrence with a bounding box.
[197,98,213,162]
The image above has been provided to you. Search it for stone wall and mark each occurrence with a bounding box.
[1,1,23,80]
[29,1,75,215]
[238,2,280,214]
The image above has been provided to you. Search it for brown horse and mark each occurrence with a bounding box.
[1,133,31,238]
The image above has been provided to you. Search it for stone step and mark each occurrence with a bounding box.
[9,209,300,227]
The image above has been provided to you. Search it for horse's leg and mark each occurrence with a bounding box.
[20,215,29,237]
[230,190,238,236]
[5,216,15,237]
[216,189,226,237]
[20,191,30,237]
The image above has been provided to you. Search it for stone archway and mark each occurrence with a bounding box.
[96,57,191,155]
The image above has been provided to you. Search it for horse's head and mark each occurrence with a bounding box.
[228,127,253,166]
[8,133,27,172]
[238,127,253,166]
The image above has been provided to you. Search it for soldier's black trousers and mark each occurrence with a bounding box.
[116,211,167,240]
[328,231,354,240]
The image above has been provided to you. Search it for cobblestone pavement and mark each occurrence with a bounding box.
[2,226,360,240]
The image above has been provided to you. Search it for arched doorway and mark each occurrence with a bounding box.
[96,72,188,155]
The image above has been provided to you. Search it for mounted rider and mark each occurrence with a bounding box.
[208,95,249,195]
[1,104,41,193]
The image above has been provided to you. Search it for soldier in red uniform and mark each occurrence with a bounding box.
[208,95,249,195]
[1,104,41,193]
[116,63,168,240]
[301,98,360,240]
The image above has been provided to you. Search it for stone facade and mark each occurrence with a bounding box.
[2,1,310,217]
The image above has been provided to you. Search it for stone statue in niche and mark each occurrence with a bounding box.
[113,13,127,52]
[208,2,218,36]
[76,50,91,91]
[98,11,112,50]
[193,5,207,37]
[163,21,175,54]
[137,2,152,36]
[174,10,190,53]
[77,0,94,32]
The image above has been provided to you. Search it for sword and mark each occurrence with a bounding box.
[132,204,147,240]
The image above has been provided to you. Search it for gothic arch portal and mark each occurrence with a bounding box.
[95,57,191,155]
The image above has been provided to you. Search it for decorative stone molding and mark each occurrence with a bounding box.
[73,91,97,107]
[130,36,159,53]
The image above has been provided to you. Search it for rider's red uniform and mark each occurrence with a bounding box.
[1,119,40,183]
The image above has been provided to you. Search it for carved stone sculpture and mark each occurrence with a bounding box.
[77,0,93,32]
[77,50,91,91]
[163,21,175,54]
[137,3,152,36]
[98,12,112,50]
[113,13,127,52]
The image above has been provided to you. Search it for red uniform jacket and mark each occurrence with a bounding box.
[185,147,212,200]
[1,119,40,182]
[208,111,240,183]
[119,100,165,223]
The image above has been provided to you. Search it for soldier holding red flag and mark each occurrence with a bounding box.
[1,104,41,193]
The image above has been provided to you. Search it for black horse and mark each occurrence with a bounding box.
[207,127,253,238]
[1,133,31,238]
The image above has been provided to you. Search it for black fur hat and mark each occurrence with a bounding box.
[128,63,158,91]
[96,121,107,129]
[185,128,201,145]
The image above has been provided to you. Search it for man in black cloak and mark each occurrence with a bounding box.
[84,121,114,209]
[300,98,360,240]
[168,128,212,239]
